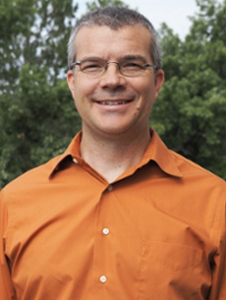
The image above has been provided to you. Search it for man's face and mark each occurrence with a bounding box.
[67,25,164,137]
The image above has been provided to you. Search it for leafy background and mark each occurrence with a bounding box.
[0,0,225,188]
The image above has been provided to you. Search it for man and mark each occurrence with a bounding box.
[0,6,225,300]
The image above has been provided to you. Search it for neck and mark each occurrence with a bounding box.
[80,126,151,183]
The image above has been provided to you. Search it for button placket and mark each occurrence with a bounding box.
[94,186,113,290]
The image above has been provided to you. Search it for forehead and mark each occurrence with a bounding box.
[74,25,152,61]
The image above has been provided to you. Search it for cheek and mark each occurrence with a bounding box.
[136,81,155,108]
[74,76,97,99]
[72,80,96,116]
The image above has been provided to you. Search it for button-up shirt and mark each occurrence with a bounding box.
[0,130,226,300]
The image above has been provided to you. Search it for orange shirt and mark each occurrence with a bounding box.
[0,130,226,300]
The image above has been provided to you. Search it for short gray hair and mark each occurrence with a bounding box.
[67,6,162,70]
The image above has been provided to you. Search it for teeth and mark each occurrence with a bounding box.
[99,100,129,105]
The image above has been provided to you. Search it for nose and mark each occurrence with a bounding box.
[99,62,126,90]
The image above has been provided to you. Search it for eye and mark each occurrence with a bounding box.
[122,61,144,70]
[80,60,104,73]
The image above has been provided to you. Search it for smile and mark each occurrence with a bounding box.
[96,100,132,105]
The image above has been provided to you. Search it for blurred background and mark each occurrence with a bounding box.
[0,0,225,188]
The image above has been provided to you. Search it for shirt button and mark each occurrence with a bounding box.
[73,158,78,164]
[99,275,107,283]
[107,185,113,191]
[102,228,109,235]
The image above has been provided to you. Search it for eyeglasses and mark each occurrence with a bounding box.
[70,58,157,77]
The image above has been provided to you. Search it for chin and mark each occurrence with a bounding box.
[97,124,136,136]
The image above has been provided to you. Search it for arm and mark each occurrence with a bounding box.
[210,197,226,300]
[0,192,16,300]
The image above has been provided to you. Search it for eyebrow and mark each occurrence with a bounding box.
[120,55,147,63]
[78,55,147,63]
[79,57,103,62]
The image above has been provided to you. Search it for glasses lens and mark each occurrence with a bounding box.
[80,59,105,75]
[120,59,145,76]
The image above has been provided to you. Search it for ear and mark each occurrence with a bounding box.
[67,70,76,99]
[154,69,165,99]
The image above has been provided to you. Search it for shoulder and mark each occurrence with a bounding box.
[170,150,226,192]
[1,155,62,199]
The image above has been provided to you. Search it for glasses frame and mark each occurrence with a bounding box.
[69,59,157,77]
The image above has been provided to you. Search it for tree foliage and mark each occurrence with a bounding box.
[151,0,226,179]
[0,0,225,189]
[86,0,128,11]
[0,0,80,187]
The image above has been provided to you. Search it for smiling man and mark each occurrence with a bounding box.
[0,6,226,300]
[67,23,164,182]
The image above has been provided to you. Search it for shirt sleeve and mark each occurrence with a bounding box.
[0,191,16,300]
[209,193,226,300]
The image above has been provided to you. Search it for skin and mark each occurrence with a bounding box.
[67,25,164,182]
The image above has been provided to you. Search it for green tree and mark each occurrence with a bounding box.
[86,0,128,12]
[0,0,80,188]
[151,0,226,179]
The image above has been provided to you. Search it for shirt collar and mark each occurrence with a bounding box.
[49,129,182,179]
[142,129,182,178]
[48,131,83,178]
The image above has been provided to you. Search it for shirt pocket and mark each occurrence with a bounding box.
[137,241,206,300]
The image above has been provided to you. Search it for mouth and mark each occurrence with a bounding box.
[95,100,133,105]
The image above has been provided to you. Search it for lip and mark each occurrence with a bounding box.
[93,99,134,106]
[96,100,133,106]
